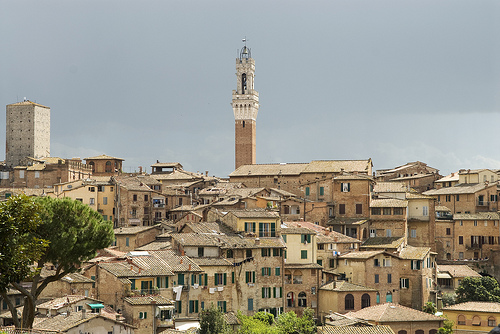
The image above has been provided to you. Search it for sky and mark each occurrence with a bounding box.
[1,0,499,177]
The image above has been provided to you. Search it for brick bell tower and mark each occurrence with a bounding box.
[232,40,259,169]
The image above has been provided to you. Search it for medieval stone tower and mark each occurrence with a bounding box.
[6,100,50,167]
[232,43,259,169]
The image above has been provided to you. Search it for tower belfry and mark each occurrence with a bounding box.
[233,41,259,169]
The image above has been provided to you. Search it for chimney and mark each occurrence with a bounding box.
[255,238,260,245]
[82,309,86,319]
[139,166,143,173]
[189,264,192,271]
[66,310,70,317]
[180,258,183,264]
[205,171,208,177]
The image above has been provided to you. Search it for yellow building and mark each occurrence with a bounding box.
[442,301,500,331]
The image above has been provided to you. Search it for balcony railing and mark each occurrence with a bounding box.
[153,203,165,208]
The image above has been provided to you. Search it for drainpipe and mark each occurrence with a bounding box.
[152,301,156,334]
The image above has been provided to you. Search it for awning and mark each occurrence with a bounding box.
[87,303,104,309]
[158,305,174,310]
[437,272,452,279]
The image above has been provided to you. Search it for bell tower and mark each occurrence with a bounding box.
[232,41,259,169]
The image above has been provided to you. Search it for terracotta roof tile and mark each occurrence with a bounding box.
[346,303,444,322]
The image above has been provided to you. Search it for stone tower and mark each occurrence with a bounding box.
[6,100,50,167]
[232,43,259,170]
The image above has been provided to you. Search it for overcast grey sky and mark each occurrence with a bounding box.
[1,0,499,177]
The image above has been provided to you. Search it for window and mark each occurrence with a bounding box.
[411,260,421,270]
[400,278,409,288]
[245,222,256,233]
[319,187,324,196]
[35,171,40,178]
[371,208,381,215]
[125,237,129,247]
[301,234,312,244]
[217,301,227,313]
[317,259,323,266]
[383,258,391,267]
[446,228,451,235]
[214,273,226,285]
[133,194,137,201]
[198,247,204,257]
[305,187,310,196]
[301,250,308,259]
[457,315,466,325]
[393,207,403,215]
[258,222,276,237]
[456,194,460,201]
[262,287,272,298]
[318,244,324,250]
[261,248,271,257]
[298,292,307,307]
[369,229,376,237]
[459,252,464,259]
[376,292,380,304]
[246,249,252,258]
[474,220,478,226]
[459,236,463,244]
[19,170,24,178]
[341,183,350,192]
[339,204,346,215]
[488,316,496,327]
[472,315,481,326]
[89,186,95,192]
[227,249,233,258]
[361,293,370,308]
[248,298,253,311]
[356,204,362,214]
[386,229,392,237]
[374,259,380,267]
[175,301,182,314]
[245,271,255,283]
[189,300,199,313]
[89,198,95,205]
[386,292,392,302]
[261,267,271,276]
[345,294,354,310]
[410,229,416,238]
[144,194,148,201]
[329,258,335,268]
[139,311,147,319]
[275,267,281,276]
[103,197,108,205]
[287,292,294,307]
[374,274,379,283]
[446,195,451,202]
[387,273,392,283]
[383,208,391,215]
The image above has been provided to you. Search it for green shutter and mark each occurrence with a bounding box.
[205,274,208,286]
[273,287,276,298]
[178,273,184,285]
[195,300,199,313]
[280,287,282,298]
[144,312,147,319]
[306,187,310,196]
[130,279,135,290]
[283,235,287,243]
[253,271,255,283]
[252,222,256,232]
[166,277,169,288]
[157,277,161,288]
[301,234,305,243]
[307,234,311,243]
[261,248,265,257]
[259,223,264,237]
[262,268,265,276]
[199,274,202,285]
[320,187,324,196]
[232,272,235,283]
[223,273,227,285]
[271,223,276,237]
[191,275,195,285]
[275,267,280,276]
[189,301,193,313]
[245,272,249,283]
[262,287,265,298]
[214,273,219,285]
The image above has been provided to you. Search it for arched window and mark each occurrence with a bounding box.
[287,292,294,307]
[376,292,380,304]
[361,293,370,308]
[472,315,481,326]
[345,294,354,310]
[457,314,466,325]
[362,228,367,240]
[429,330,438,334]
[488,316,496,327]
[298,292,307,307]
[446,253,451,260]
[397,331,407,334]
[105,161,112,172]
[415,330,424,334]
[385,291,392,303]
[241,73,247,93]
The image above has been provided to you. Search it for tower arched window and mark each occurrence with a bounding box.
[345,294,354,310]
[241,73,247,94]
[298,292,307,307]
[385,291,392,303]
[105,161,112,173]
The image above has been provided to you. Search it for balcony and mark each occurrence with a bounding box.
[153,203,165,208]
[477,200,490,206]
[466,243,482,250]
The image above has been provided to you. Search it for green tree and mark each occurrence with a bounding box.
[438,317,454,334]
[422,301,437,314]
[455,276,500,304]
[0,195,49,326]
[237,311,279,334]
[199,303,229,334]
[441,292,456,307]
[3,197,114,329]
[275,308,316,334]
